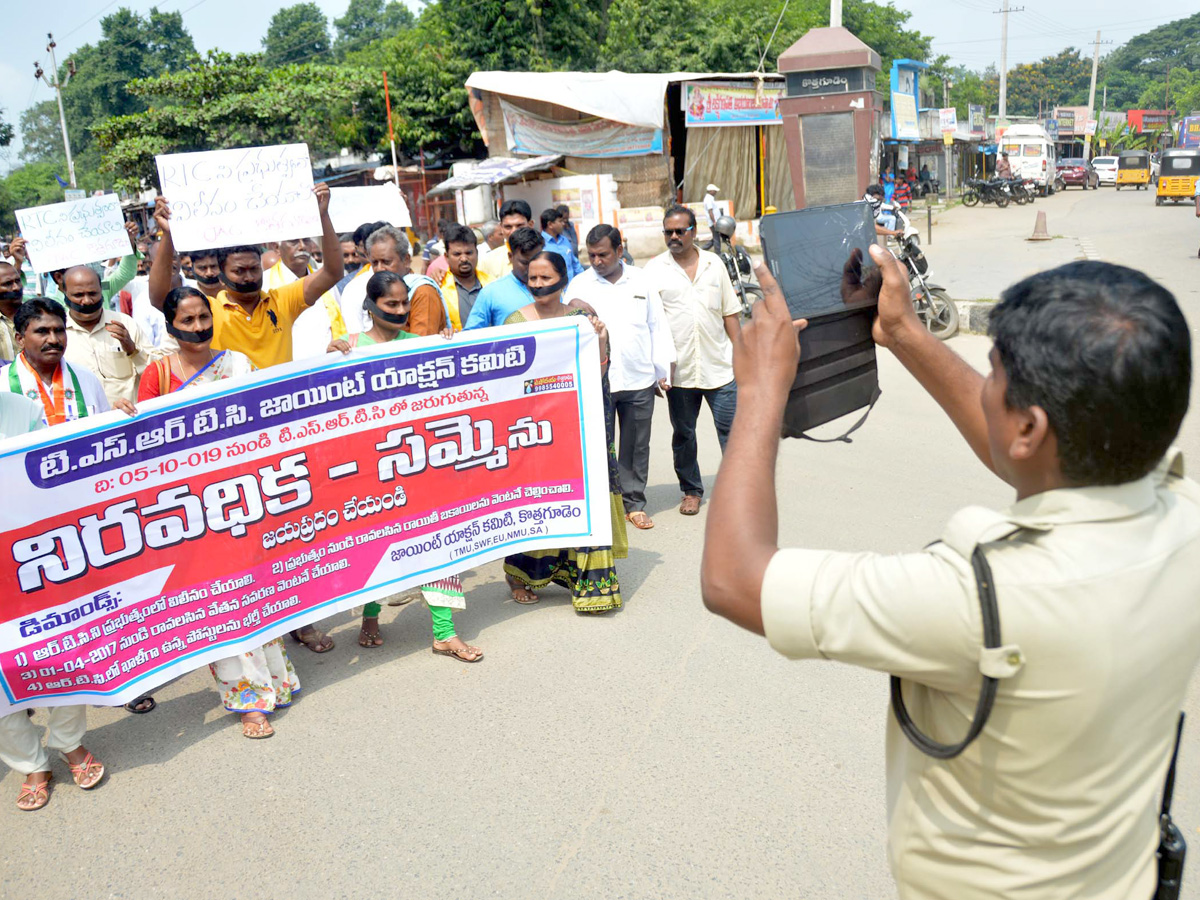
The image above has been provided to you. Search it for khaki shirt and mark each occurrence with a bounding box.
[644,249,740,390]
[63,308,152,406]
[761,450,1200,900]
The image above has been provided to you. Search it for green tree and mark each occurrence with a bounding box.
[262,3,332,68]
[1003,49,1091,117]
[333,0,415,59]
[19,6,195,175]
[93,52,374,190]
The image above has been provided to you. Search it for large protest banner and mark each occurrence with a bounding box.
[328,184,412,232]
[155,143,321,251]
[0,320,609,714]
[16,194,131,273]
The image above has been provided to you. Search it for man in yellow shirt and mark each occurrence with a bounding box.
[148,183,344,370]
[478,199,533,280]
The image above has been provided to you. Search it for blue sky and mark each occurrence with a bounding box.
[1,0,1188,171]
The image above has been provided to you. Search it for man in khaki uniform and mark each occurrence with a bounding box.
[701,246,1199,899]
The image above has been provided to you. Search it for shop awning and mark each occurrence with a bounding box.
[426,155,563,195]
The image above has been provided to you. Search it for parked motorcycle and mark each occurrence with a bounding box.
[713,216,762,316]
[887,205,959,340]
[961,177,1011,208]
[1003,178,1036,205]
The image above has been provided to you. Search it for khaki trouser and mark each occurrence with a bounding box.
[0,707,87,775]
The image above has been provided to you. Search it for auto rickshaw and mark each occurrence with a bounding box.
[1115,150,1150,190]
[1156,149,1200,205]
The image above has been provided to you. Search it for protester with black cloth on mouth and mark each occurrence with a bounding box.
[702,244,1200,899]
[60,265,152,408]
[0,239,27,361]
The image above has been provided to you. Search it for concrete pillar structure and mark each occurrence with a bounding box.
[777,27,883,208]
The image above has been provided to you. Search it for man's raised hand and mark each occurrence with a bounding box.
[732,263,806,401]
[867,243,922,349]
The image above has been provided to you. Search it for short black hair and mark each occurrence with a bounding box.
[190,248,219,263]
[443,224,477,248]
[354,221,388,247]
[555,204,570,217]
[507,227,545,255]
[663,205,697,229]
[585,224,622,251]
[540,208,561,230]
[499,199,532,222]
[163,286,210,326]
[529,250,568,282]
[217,245,262,269]
[15,297,66,334]
[989,261,1191,485]
[865,184,884,197]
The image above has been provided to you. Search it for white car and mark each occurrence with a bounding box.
[1092,156,1118,185]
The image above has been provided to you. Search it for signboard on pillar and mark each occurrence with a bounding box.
[969,104,985,135]
[938,108,958,134]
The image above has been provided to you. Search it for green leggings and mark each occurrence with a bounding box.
[362,602,455,641]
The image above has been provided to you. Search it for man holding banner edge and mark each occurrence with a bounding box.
[148,183,344,372]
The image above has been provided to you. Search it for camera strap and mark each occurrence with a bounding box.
[890,543,1003,759]
[799,384,881,444]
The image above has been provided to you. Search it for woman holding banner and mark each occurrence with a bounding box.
[138,286,297,739]
[327,271,483,662]
[501,252,629,613]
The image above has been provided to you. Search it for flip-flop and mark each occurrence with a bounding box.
[290,627,335,653]
[358,625,384,648]
[432,642,484,663]
[679,496,702,516]
[625,511,655,530]
[124,696,156,714]
[241,714,275,740]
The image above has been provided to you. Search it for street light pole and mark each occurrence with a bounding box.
[34,33,77,189]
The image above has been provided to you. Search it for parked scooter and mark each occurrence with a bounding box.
[713,215,762,316]
[885,204,959,340]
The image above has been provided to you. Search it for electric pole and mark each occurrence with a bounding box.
[830,0,842,28]
[1082,32,1112,161]
[995,2,1024,123]
[34,33,77,189]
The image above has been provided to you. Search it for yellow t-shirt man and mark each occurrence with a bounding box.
[211,280,308,370]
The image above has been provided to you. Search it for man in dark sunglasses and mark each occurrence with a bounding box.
[645,205,742,517]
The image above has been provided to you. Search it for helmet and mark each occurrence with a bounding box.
[714,215,737,239]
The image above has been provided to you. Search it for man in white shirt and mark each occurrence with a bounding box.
[60,266,152,407]
[567,225,675,530]
[703,184,720,249]
[645,206,741,517]
[265,237,351,361]
[2,297,124,423]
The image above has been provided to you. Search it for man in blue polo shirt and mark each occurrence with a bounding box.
[462,228,545,330]
[540,208,583,279]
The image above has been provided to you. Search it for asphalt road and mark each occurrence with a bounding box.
[3,186,1199,900]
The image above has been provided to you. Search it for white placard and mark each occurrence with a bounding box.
[15,194,131,273]
[939,107,958,134]
[328,184,412,232]
[155,143,321,251]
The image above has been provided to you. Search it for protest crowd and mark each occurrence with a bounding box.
[0,180,735,809]
[1,138,1199,900]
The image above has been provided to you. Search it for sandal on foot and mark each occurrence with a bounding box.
[358,620,384,648]
[63,751,104,789]
[290,626,334,653]
[506,575,539,604]
[124,695,156,714]
[241,713,275,740]
[625,511,654,530]
[432,640,483,663]
[16,775,51,811]
[679,495,702,516]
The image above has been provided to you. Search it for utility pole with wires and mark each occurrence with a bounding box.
[994,1,1024,122]
[34,33,78,189]
[1083,31,1112,162]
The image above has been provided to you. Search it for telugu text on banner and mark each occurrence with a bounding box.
[0,320,610,714]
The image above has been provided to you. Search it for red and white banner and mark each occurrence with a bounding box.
[0,320,610,713]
